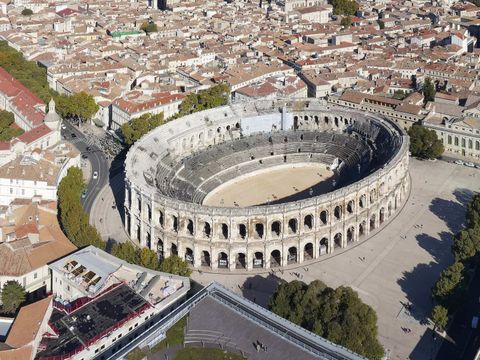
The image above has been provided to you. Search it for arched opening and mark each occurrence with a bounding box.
[253,252,263,268]
[201,251,211,267]
[218,252,228,269]
[334,205,342,221]
[220,223,229,239]
[370,215,376,231]
[187,219,194,236]
[359,221,366,238]
[203,222,211,238]
[347,227,354,243]
[304,214,313,230]
[287,247,297,264]
[185,248,193,264]
[388,202,392,217]
[380,208,385,224]
[255,223,264,239]
[347,200,354,214]
[319,238,328,256]
[370,189,376,203]
[172,215,178,232]
[270,250,281,268]
[334,117,339,127]
[236,253,246,269]
[304,243,313,260]
[147,204,152,222]
[320,210,328,225]
[146,232,151,248]
[136,225,140,241]
[324,116,329,124]
[334,233,342,248]
[239,224,247,239]
[288,218,298,234]
[271,221,281,237]
[359,194,366,208]
[171,243,178,256]
[314,115,319,125]
[157,239,164,260]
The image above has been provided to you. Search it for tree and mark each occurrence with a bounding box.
[21,8,33,15]
[111,242,160,270]
[452,228,480,262]
[432,262,465,305]
[466,193,480,229]
[269,280,384,359]
[340,16,352,27]
[408,124,444,159]
[1,281,26,314]
[57,167,105,250]
[139,247,160,270]
[431,305,448,332]
[159,255,192,277]
[330,0,358,16]
[140,21,158,34]
[422,77,436,103]
[121,113,164,146]
[392,90,407,100]
[55,92,99,124]
[0,110,24,141]
[177,84,230,117]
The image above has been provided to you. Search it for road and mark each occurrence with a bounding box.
[61,121,110,214]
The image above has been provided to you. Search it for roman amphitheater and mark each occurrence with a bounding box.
[124,99,409,271]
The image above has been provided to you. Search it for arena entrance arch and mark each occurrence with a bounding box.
[319,237,328,255]
[370,214,376,231]
[287,247,297,264]
[347,226,354,243]
[359,221,366,238]
[253,252,263,268]
[304,243,313,260]
[201,250,211,267]
[334,233,342,248]
[157,239,164,260]
[218,252,228,269]
[236,253,246,269]
[185,247,194,264]
[171,243,178,256]
[270,250,281,268]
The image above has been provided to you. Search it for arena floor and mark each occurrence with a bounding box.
[202,163,335,207]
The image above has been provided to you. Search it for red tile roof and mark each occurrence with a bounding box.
[0,67,45,128]
[17,124,52,145]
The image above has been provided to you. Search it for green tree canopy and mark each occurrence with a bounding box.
[422,77,436,103]
[140,21,158,34]
[55,92,99,123]
[177,84,230,117]
[0,110,24,141]
[340,16,352,27]
[452,228,480,262]
[330,0,358,15]
[158,255,192,277]
[111,242,160,270]
[431,305,448,332]
[269,280,384,359]
[121,113,164,146]
[21,8,33,15]
[466,193,480,229]
[432,262,465,306]
[57,167,105,250]
[408,124,444,159]
[1,281,26,314]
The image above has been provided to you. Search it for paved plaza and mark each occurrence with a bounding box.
[190,158,480,360]
[91,157,480,359]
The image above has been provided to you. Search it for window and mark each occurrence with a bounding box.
[9,188,12,194]
[34,273,37,279]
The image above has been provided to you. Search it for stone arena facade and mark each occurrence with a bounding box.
[124,99,409,271]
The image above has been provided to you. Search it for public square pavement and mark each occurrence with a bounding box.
[190,158,480,360]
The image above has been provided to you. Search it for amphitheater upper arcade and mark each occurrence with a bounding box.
[124,99,410,271]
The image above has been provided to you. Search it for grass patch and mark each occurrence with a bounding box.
[174,348,245,360]
[126,347,147,360]
[150,316,187,352]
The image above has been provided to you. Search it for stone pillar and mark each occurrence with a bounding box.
[246,252,253,271]
[298,244,304,263]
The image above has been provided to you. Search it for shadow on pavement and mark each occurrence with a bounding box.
[409,327,440,360]
[241,274,283,308]
[397,262,439,322]
[415,232,453,266]
[429,188,473,233]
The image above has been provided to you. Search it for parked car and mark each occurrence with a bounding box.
[61,124,66,130]
[93,171,98,179]
[465,162,475,168]
[476,164,480,169]
[81,190,87,199]
[71,133,77,138]
[455,160,464,165]
[82,154,88,159]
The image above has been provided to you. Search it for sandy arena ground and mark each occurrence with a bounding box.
[203,163,335,207]
[192,158,480,360]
